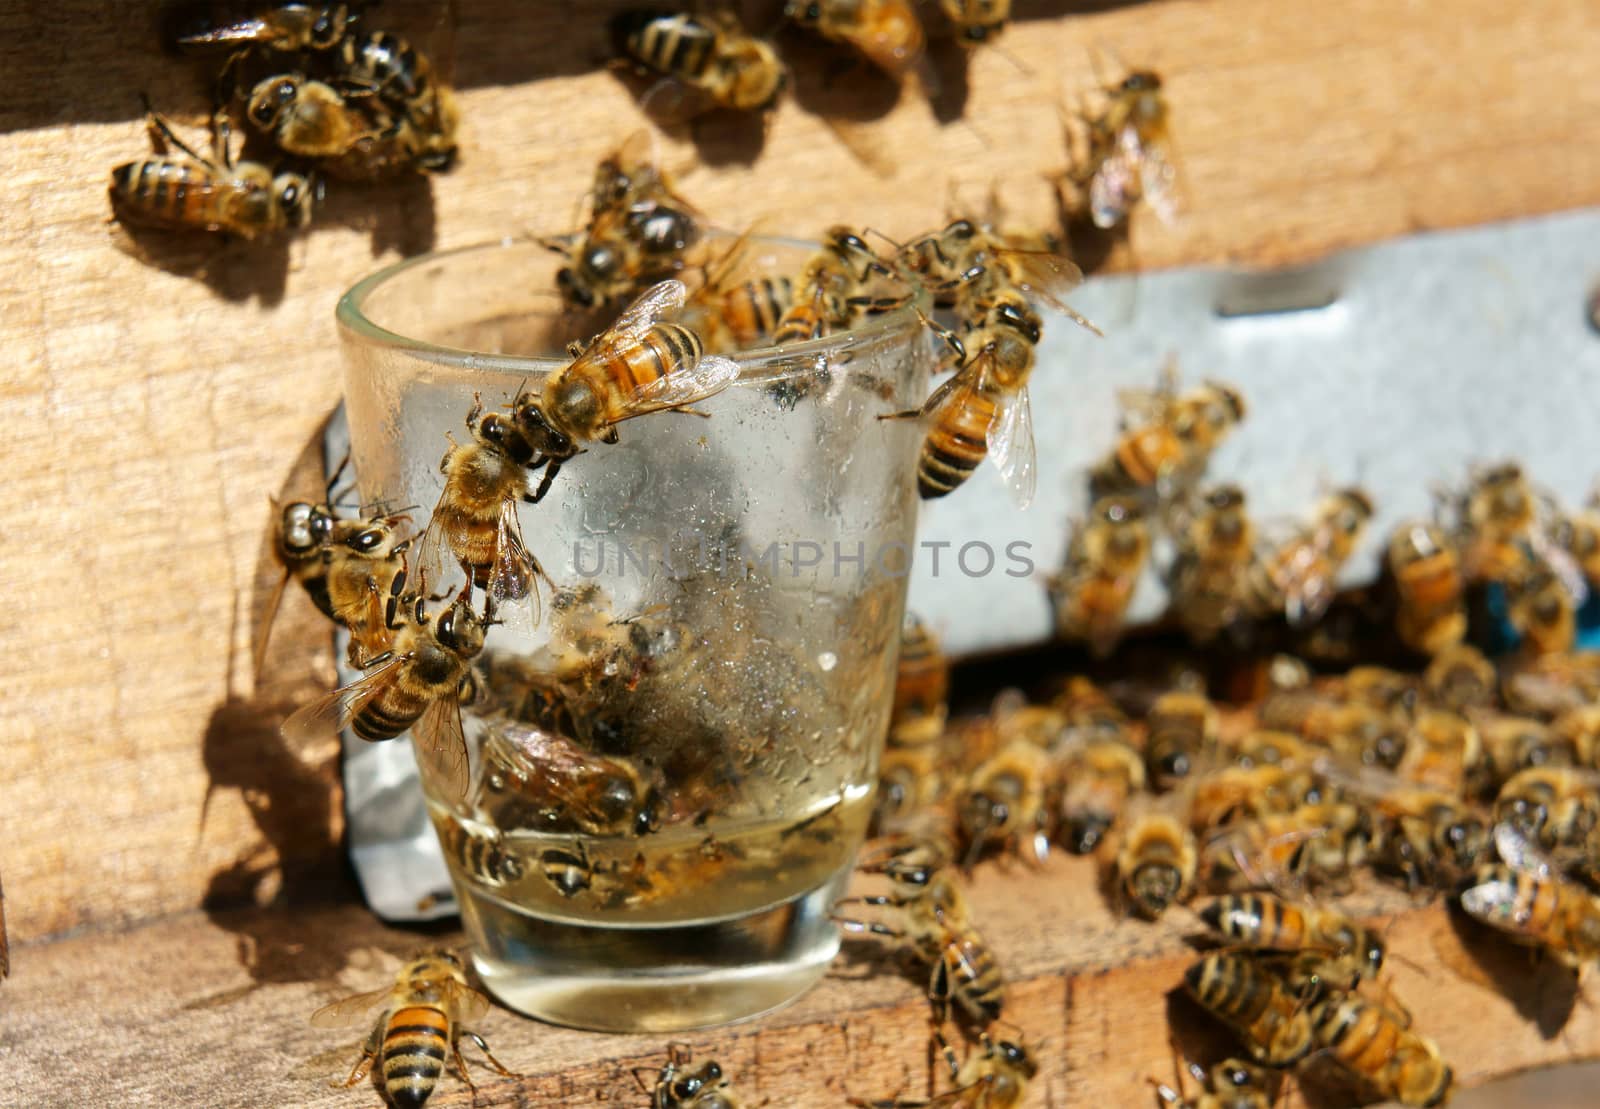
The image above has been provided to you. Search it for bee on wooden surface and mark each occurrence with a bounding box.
[1090,370,1245,503]
[1061,67,1178,230]
[640,1044,747,1108]
[110,101,317,238]
[1117,801,1198,919]
[337,29,460,172]
[282,589,487,801]
[1183,952,1314,1066]
[785,0,924,75]
[1152,1055,1281,1109]
[849,1030,1036,1108]
[1170,485,1257,645]
[436,820,525,891]
[1494,766,1600,858]
[510,279,740,497]
[834,840,1006,1025]
[1055,736,1145,853]
[939,0,1011,47]
[414,395,551,629]
[168,2,357,54]
[258,481,411,670]
[1460,826,1600,968]
[874,743,951,837]
[956,737,1054,867]
[1051,675,1131,746]
[1387,522,1467,657]
[1421,644,1496,714]
[243,71,386,159]
[312,950,517,1108]
[879,305,1043,507]
[1309,991,1452,1107]
[1251,487,1374,626]
[1397,709,1480,795]
[1145,688,1220,789]
[1047,495,1150,657]
[772,226,900,345]
[1260,692,1408,771]
[1226,729,1314,772]
[1372,787,1488,892]
[1202,802,1371,896]
[613,9,787,115]
[1507,564,1579,657]
[1188,764,1323,833]
[1198,892,1385,992]
[889,615,950,748]
[478,722,664,838]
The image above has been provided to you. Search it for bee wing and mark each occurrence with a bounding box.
[1129,124,1182,226]
[412,690,471,804]
[617,354,741,420]
[309,987,391,1029]
[987,385,1038,510]
[173,15,273,50]
[280,655,409,750]
[573,279,688,360]
[443,978,492,1024]
[1493,822,1555,878]
[415,486,461,596]
[488,498,544,636]
[994,249,1102,336]
[1089,143,1139,230]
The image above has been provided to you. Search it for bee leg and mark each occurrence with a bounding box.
[665,405,712,418]
[600,426,621,445]
[830,915,905,941]
[527,460,564,504]
[333,1014,385,1088]
[876,408,923,422]
[460,1030,520,1078]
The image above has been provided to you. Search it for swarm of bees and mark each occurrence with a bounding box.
[111,2,457,240]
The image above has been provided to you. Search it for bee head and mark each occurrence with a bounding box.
[473,411,537,466]
[510,397,577,461]
[1121,70,1162,94]
[434,592,486,656]
[247,75,302,131]
[555,265,598,308]
[280,500,329,555]
[309,6,350,50]
[996,1040,1037,1078]
[273,171,318,229]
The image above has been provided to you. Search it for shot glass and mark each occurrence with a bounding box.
[336,238,933,1031]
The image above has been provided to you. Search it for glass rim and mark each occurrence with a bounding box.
[335,234,928,378]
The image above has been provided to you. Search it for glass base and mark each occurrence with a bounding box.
[461,871,846,1032]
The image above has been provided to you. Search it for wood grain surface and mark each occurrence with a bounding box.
[4,0,1600,946]
[1,860,1596,1107]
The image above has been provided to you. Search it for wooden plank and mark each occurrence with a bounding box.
[4,0,1600,944]
[1,862,1597,1107]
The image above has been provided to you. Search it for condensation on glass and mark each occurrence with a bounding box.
[337,238,932,1030]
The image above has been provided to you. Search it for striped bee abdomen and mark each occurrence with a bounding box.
[381,1004,449,1109]
[918,388,999,499]
[618,13,718,81]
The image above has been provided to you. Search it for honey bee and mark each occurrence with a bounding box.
[641,1045,748,1108]
[1188,764,1323,832]
[1117,802,1198,918]
[1507,564,1579,657]
[1309,991,1452,1107]
[1198,892,1386,992]
[1387,522,1466,657]
[850,1030,1036,1108]
[1063,68,1178,230]
[1170,485,1256,645]
[1091,370,1245,503]
[436,820,525,891]
[1202,802,1371,896]
[1373,788,1488,891]
[415,395,551,628]
[1260,692,1409,771]
[1474,712,1568,787]
[889,615,950,748]
[1056,736,1146,853]
[337,29,459,172]
[478,722,664,838]
[243,72,386,158]
[785,0,924,75]
[957,737,1055,867]
[772,226,900,345]
[1051,675,1131,745]
[1421,644,1496,713]
[312,950,517,1107]
[1226,729,1315,772]
[1462,826,1600,968]
[1047,495,1151,657]
[259,479,411,669]
[169,2,356,54]
[510,279,741,496]
[874,743,951,836]
[282,589,487,800]
[1397,709,1480,795]
[614,10,787,115]
[1554,705,1600,767]
[1145,688,1220,789]
[109,101,317,238]
[834,841,1006,1024]
[1183,952,1314,1066]
[1494,766,1600,857]
[1443,461,1538,584]
[1251,487,1374,626]
[1152,1056,1281,1109]
[939,0,1011,46]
